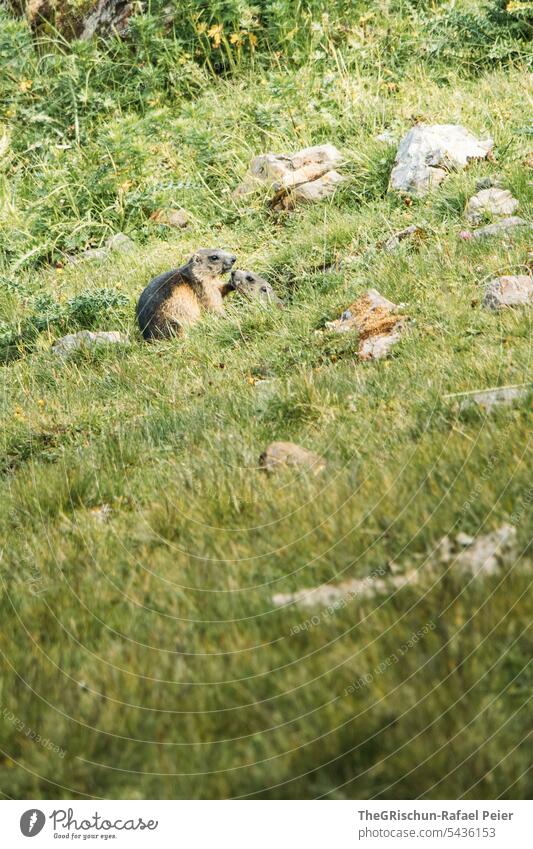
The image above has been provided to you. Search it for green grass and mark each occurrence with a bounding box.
[0,1,532,799]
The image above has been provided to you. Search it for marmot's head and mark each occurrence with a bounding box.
[190,248,236,280]
[230,269,284,307]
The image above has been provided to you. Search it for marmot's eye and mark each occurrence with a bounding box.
[260,286,268,293]
[246,275,254,283]
[209,255,219,261]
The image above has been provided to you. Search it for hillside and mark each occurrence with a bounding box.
[0,1,532,799]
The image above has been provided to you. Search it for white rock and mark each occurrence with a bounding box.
[89,504,112,523]
[390,124,493,197]
[0,131,9,159]
[483,275,533,309]
[52,330,129,359]
[465,188,519,224]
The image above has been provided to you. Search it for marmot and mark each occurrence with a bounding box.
[230,269,284,307]
[136,248,237,340]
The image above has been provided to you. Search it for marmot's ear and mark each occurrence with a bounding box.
[192,253,201,264]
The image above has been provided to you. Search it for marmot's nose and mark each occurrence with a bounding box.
[229,254,237,265]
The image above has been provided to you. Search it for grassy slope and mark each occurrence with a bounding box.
[0,8,532,799]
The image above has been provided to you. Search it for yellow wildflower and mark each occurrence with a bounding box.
[207,23,223,48]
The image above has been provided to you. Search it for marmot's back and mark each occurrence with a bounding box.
[136,268,182,340]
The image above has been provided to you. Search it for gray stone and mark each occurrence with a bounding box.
[465,188,519,224]
[471,217,529,239]
[105,232,135,252]
[149,208,189,228]
[455,386,529,412]
[66,232,135,264]
[483,275,533,309]
[390,124,493,197]
[52,330,129,359]
[259,441,326,474]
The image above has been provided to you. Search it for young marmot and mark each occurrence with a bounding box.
[230,269,284,307]
[136,248,237,340]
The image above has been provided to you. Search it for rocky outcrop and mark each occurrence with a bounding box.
[235,144,345,211]
[390,124,493,197]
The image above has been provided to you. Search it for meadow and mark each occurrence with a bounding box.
[0,0,531,799]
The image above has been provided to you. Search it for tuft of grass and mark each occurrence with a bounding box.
[0,1,531,800]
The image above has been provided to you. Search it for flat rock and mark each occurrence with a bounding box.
[390,124,493,197]
[470,216,530,239]
[235,143,345,208]
[453,385,529,412]
[259,441,326,474]
[465,188,519,224]
[382,224,426,253]
[483,275,533,309]
[149,208,189,228]
[52,330,129,359]
[326,289,408,360]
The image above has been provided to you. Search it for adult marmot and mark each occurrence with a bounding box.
[137,248,237,340]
